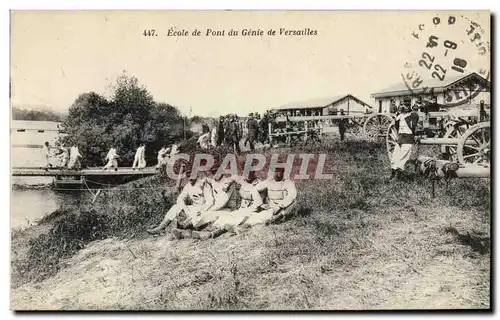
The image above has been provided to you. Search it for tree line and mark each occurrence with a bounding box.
[12,107,63,122]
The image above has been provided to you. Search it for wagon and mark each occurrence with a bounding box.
[269,112,396,142]
[386,105,490,165]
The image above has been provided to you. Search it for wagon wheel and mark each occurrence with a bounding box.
[386,122,398,159]
[457,122,490,165]
[364,113,394,141]
[348,118,364,139]
[440,121,471,161]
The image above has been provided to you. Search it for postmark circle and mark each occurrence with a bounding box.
[401,13,490,108]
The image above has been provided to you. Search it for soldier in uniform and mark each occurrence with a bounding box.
[390,96,419,180]
[189,169,265,240]
[479,100,488,122]
[224,115,232,147]
[228,115,241,154]
[245,112,259,151]
[147,170,213,234]
[242,167,297,226]
[338,109,347,142]
[216,115,225,146]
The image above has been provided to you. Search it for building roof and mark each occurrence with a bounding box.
[372,72,490,99]
[275,94,373,111]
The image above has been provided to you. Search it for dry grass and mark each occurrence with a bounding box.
[10,140,490,310]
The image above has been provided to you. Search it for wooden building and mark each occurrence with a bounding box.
[371,72,491,113]
[273,94,373,117]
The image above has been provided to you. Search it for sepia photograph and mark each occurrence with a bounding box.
[9,10,491,310]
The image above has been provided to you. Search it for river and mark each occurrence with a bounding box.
[10,120,88,230]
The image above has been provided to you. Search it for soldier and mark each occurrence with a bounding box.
[197,132,211,150]
[479,100,488,122]
[132,142,146,170]
[156,145,170,169]
[390,96,419,180]
[338,109,347,142]
[188,170,265,240]
[102,146,120,171]
[245,112,259,151]
[67,145,82,170]
[228,115,241,154]
[42,141,52,170]
[243,167,297,226]
[258,112,270,144]
[224,115,232,146]
[147,170,213,235]
[217,115,225,146]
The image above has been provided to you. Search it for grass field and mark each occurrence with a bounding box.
[10,140,491,310]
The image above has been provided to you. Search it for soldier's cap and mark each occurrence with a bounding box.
[249,112,254,117]
[403,96,412,104]
[274,167,285,173]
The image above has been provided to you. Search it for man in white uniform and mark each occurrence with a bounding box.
[147,170,213,235]
[132,143,147,170]
[68,145,82,170]
[102,147,120,171]
[59,146,69,168]
[390,97,419,180]
[244,167,297,226]
[197,132,211,150]
[188,170,266,240]
[42,141,52,170]
[210,125,218,148]
[156,145,170,169]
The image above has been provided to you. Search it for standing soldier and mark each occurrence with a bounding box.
[210,123,217,148]
[390,96,419,180]
[224,116,232,147]
[479,100,488,122]
[156,145,169,170]
[42,141,52,170]
[132,142,146,170]
[229,115,241,154]
[102,146,120,171]
[67,145,82,170]
[338,109,347,142]
[217,115,225,146]
[246,112,259,151]
[58,146,70,168]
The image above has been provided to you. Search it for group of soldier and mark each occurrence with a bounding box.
[42,142,83,170]
[196,112,273,153]
[146,165,298,241]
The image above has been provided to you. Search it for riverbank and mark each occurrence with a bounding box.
[10,141,491,310]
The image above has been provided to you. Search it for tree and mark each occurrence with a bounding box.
[58,75,187,167]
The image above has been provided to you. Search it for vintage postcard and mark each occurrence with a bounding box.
[10,10,491,310]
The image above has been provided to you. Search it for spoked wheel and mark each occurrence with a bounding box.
[440,121,471,161]
[386,122,398,159]
[364,113,394,141]
[347,123,363,139]
[457,122,490,165]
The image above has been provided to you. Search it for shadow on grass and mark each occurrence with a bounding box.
[444,226,490,255]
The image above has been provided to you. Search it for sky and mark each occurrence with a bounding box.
[10,10,490,117]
